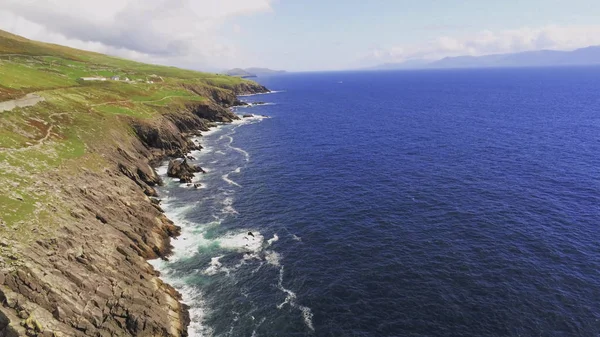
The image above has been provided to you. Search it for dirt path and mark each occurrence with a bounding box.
[0,94,45,112]
[0,112,69,152]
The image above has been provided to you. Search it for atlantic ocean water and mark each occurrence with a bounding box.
[150,68,600,337]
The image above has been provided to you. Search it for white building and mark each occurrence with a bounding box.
[80,77,106,81]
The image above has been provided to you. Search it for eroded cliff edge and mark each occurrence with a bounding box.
[0,83,268,336]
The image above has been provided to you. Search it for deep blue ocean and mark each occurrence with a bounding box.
[151,68,600,337]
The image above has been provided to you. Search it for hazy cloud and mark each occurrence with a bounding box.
[0,0,275,70]
[368,25,600,64]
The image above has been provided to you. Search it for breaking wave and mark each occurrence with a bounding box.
[149,112,315,336]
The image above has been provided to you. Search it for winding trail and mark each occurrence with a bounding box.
[0,112,68,152]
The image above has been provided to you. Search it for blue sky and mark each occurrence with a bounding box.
[2,0,600,71]
[228,0,600,70]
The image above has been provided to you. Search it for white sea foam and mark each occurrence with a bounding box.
[232,114,269,125]
[201,126,222,137]
[222,173,242,188]
[300,306,315,332]
[145,261,213,337]
[267,234,279,246]
[222,166,242,187]
[251,261,265,274]
[234,102,276,110]
[244,252,261,261]
[264,250,281,266]
[292,234,302,242]
[221,132,251,161]
[250,317,266,337]
[156,199,221,262]
[167,225,212,262]
[238,90,285,97]
[231,146,250,161]
[178,285,214,337]
[276,267,296,310]
[189,149,203,158]
[156,162,169,176]
[223,130,249,158]
[198,144,215,155]
[217,231,264,252]
[221,197,239,214]
[150,111,276,335]
[203,256,230,276]
[276,266,315,332]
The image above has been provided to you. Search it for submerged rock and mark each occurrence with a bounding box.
[243,114,254,118]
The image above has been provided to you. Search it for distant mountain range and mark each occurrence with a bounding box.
[225,67,286,78]
[371,46,600,70]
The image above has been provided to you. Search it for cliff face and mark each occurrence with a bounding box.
[0,83,268,336]
[182,82,269,107]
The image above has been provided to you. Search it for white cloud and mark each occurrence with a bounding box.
[368,25,600,64]
[233,24,242,34]
[0,0,275,70]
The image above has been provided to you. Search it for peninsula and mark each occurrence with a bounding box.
[225,67,286,78]
[0,29,268,336]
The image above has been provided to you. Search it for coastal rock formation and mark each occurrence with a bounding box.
[0,159,189,337]
[0,82,268,336]
[167,159,205,184]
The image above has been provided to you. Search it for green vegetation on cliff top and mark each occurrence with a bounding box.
[0,29,256,236]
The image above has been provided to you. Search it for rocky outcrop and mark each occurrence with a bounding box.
[231,82,269,96]
[128,101,233,165]
[0,82,263,336]
[167,159,205,184]
[0,309,19,337]
[0,160,189,336]
[182,82,268,108]
[187,102,238,123]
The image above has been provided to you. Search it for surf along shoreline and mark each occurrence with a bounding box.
[0,83,269,337]
[147,88,274,335]
[150,88,316,336]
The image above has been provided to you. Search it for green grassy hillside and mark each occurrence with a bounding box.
[0,30,250,99]
[0,29,258,237]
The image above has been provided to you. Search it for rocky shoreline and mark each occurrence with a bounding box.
[0,83,269,336]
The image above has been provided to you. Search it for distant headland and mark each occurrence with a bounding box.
[370,45,600,71]
[225,67,287,78]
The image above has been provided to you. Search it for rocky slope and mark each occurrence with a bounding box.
[0,81,268,336]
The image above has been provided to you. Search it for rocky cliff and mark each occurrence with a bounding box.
[0,83,268,336]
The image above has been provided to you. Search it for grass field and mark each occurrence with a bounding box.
[0,29,255,236]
